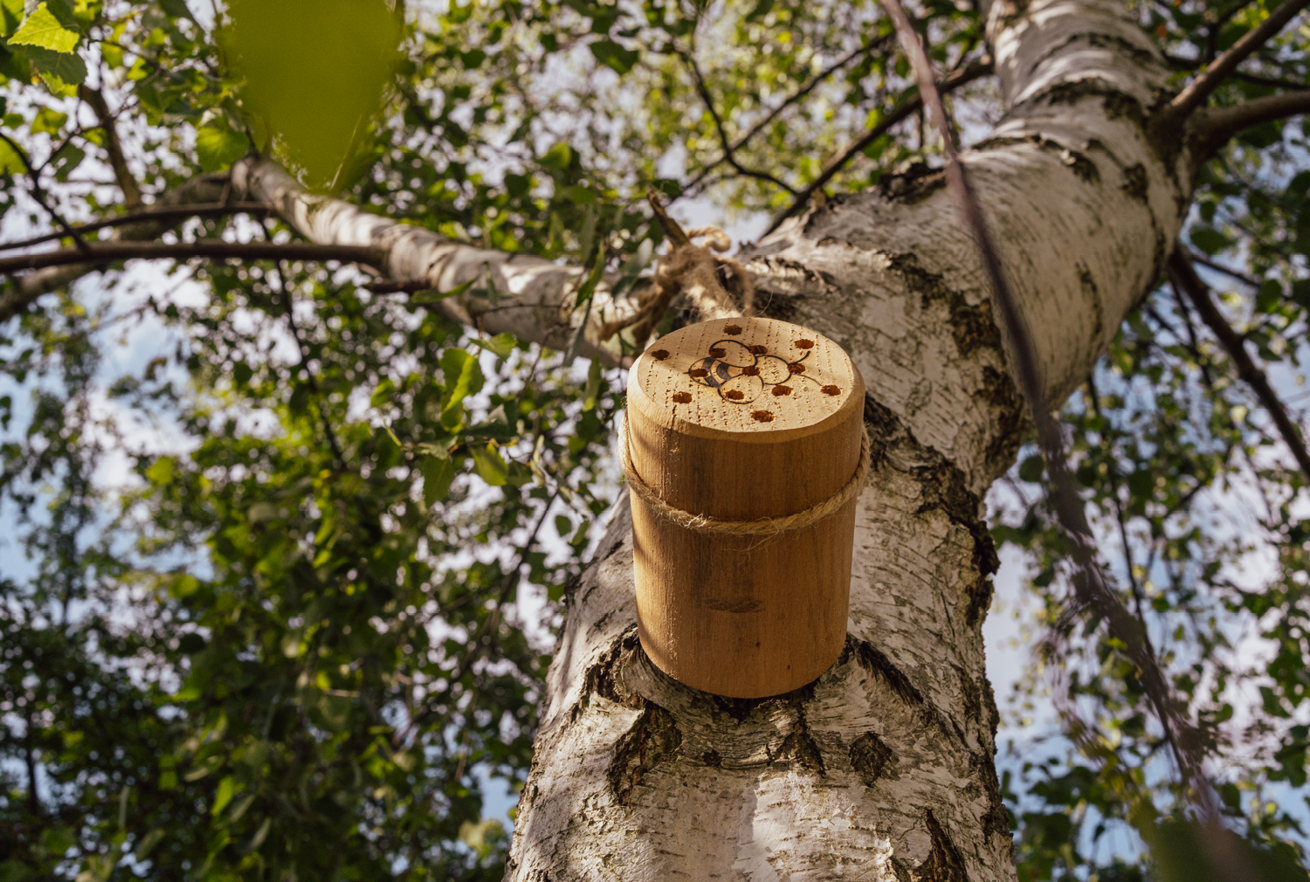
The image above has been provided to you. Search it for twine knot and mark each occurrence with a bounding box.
[602,193,755,346]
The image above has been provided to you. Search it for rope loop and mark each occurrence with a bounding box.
[618,414,871,536]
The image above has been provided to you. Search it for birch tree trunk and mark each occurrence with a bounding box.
[501,0,1194,878]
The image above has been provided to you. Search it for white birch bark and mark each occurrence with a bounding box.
[502,0,1195,879]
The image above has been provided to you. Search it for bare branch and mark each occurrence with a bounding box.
[1163,0,1309,124]
[682,35,893,195]
[0,240,383,276]
[0,203,271,253]
[680,49,798,195]
[1167,247,1310,484]
[1164,52,1308,91]
[763,57,992,236]
[79,86,143,207]
[1190,89,1310,159]
[0,171,230,324]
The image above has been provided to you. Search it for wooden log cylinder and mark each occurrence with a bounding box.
[624,316,866,698]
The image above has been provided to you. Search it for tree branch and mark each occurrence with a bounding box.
[0,203,271,252]
[763,57,992,236]
[1189,89,1310,159]
[1164,52,1307,91]
[1167,247,1310,484]
[79,85,142,207]
[1163,0,1309,124]
[680,48,798,195]
[0,240,384,275]
[0,171,230,324]
[681,35,892,195]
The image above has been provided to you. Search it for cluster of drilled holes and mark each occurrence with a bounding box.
[724,324,743,335]
[748,344,768,355]
[651,349,670,361]
[788,363,806,374]
[795,339,814,349]
[742,365,760,376]
[689,368,709,378]
[752,410,775,422]
[672,391,692,403]
[709,347,726,358]
[772,385,792,397]
[822,384,841,396]
[725,390,745,400]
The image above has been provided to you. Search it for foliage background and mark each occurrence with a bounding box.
[0,0,1307,879]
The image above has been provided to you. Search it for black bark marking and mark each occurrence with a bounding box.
[849,731,897,787]
[701,749,722,768]
[979,365,1027,481]
[1120,162,1149,203]
[575,627,643,722]
[886,252,1004,357]
[769,703,826,776]
[1037,80,1148,130]
[973,134,1101,185]
[915,810,970,882]
[852,640,925,706]
[878,162,948,204]
[607,702,683,805]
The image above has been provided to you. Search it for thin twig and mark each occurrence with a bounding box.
[682,35,893,195]
[762,57,992,237]
[680,48,798,195]
[1187,250,1258,287]
[0,203,272,253]
[0,132,93,254]
[79,85,142,206]
[878,0,1218,823]
[1163,0,1310,126]
[1168,247,1310,484]
[0,240,385,275]
[396,488,560,746]
[1164,53,1308,91]
[261,220,346,468]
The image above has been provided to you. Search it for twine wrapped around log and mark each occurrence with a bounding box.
[618,414,871,536]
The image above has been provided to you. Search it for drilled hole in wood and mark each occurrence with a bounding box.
[822,384,841,396]
[749,345,768,355]
[772,385,792,396]
[725,324,743,335]
[742,365,760,376]
[789,363,806,374]
[690,368,709,378]
[752,410,775,422]
[709,347,726,358]
[795,339,814,349]
[652,349,670,360]
[725,390,745,400]
[672,391,692,403]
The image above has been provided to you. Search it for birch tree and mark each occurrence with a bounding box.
[2,0,1309,880]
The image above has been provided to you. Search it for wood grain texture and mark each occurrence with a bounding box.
[625,317,865,697]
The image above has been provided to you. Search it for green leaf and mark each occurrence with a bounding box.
[23,44,86,89]
[1189,226,1230,256]
[1017,454,1043,483]
[471,442,508,486]
[221,0,402,186]
[196,122,250,173]
[8,3,79,52]
[0,137,24,175]
[539,141,572,170]
[421,455,457,506]
[561,184,596,204]
[473,332,517,359]
[589,39,639,74]
[211,776,236,816]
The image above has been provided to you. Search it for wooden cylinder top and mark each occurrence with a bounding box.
[626,316,864,521]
